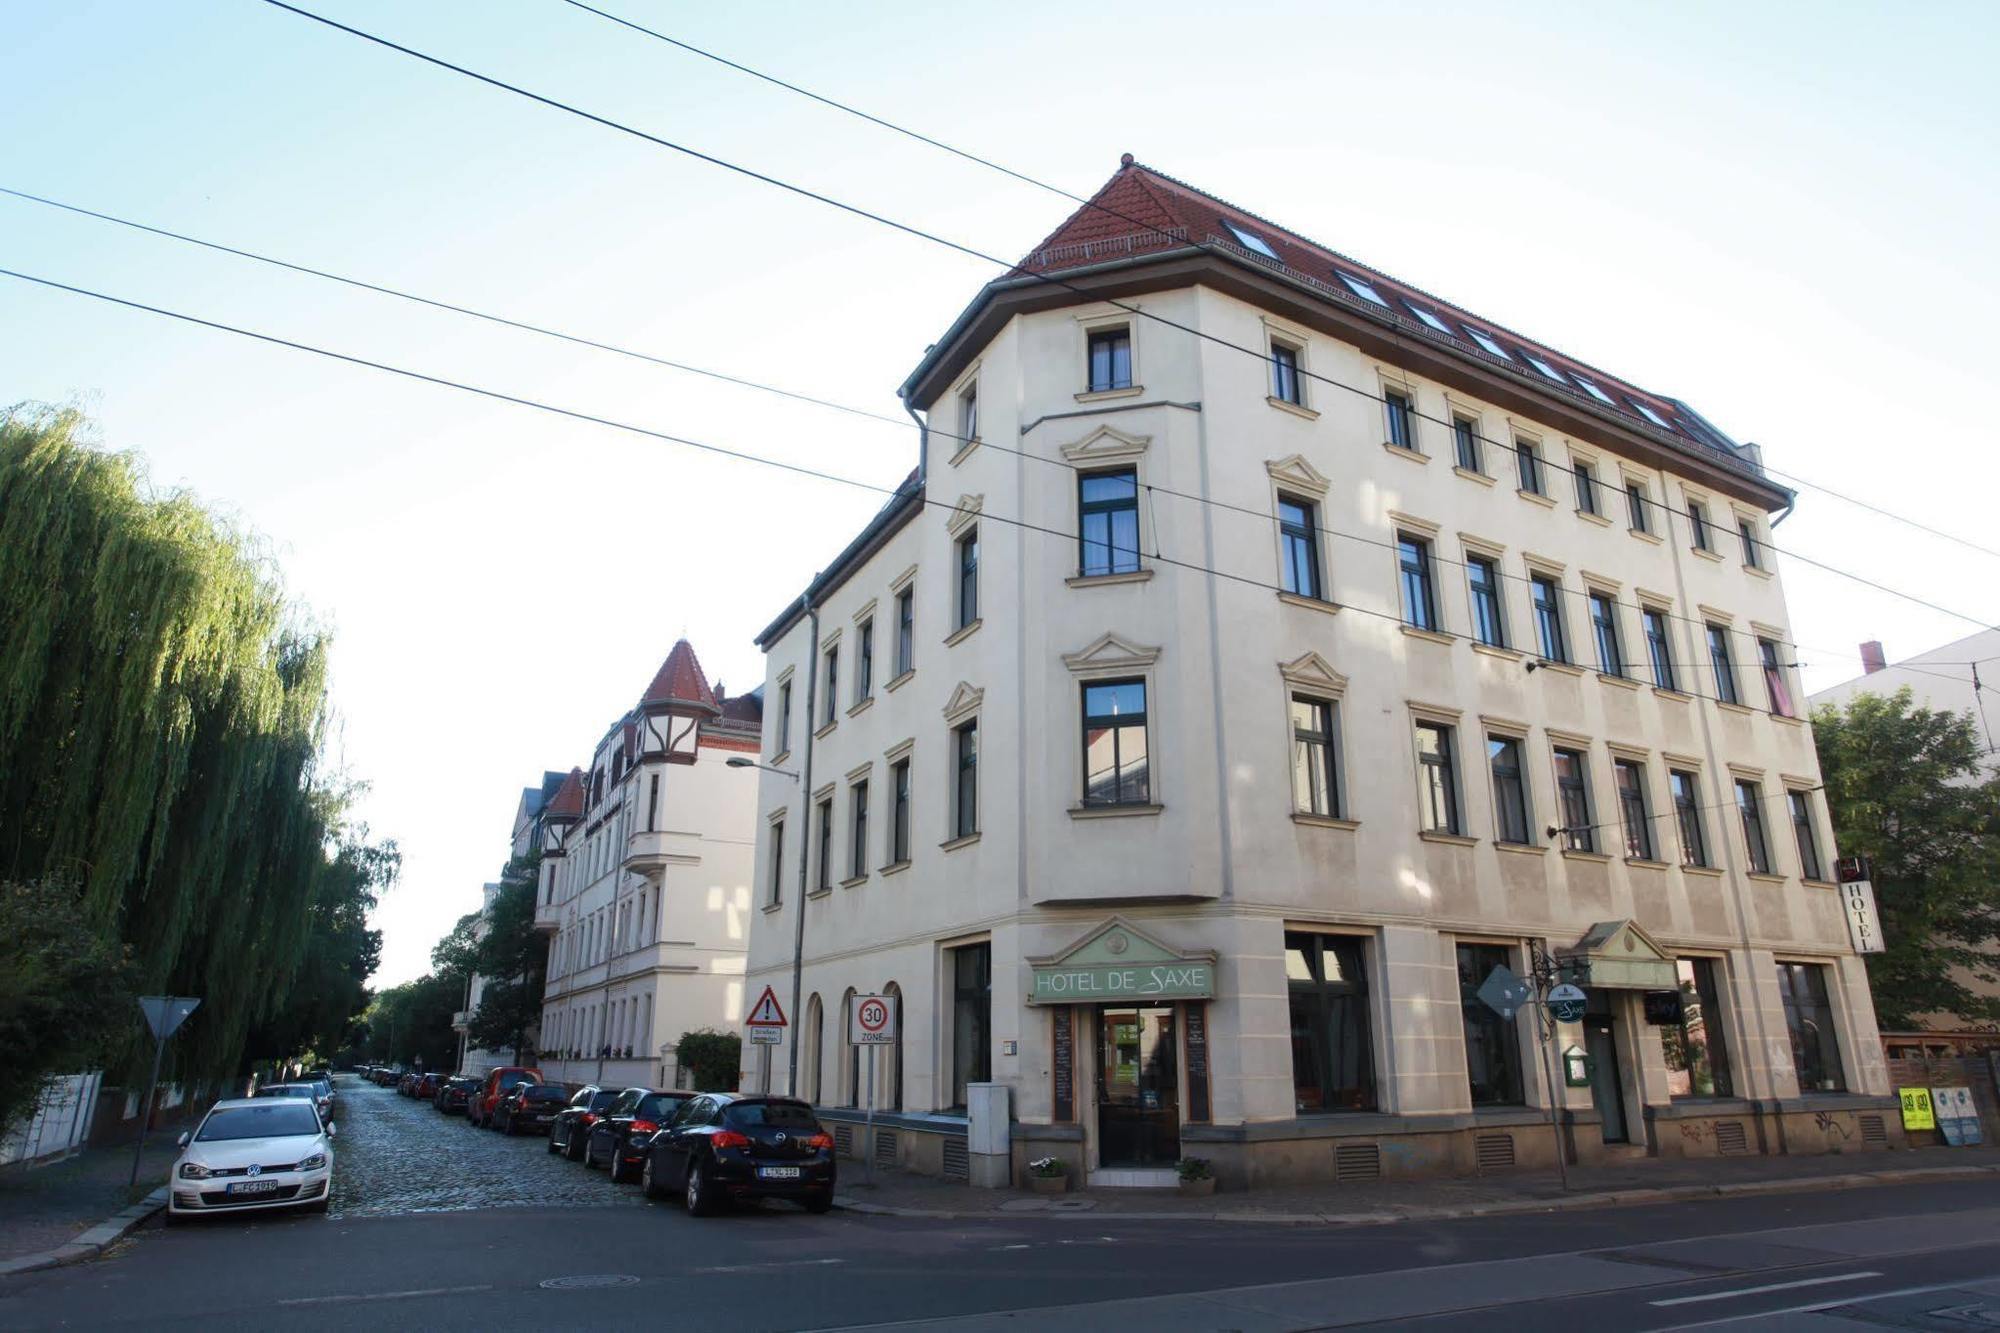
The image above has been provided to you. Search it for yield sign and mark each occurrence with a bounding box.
[745,985,787,1028]
[139,996,202,1041]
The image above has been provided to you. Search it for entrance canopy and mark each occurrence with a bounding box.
[1027,917,1217,1006]
[1558,919,1677,990]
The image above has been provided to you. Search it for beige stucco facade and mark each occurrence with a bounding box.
[744,199,1896,1186]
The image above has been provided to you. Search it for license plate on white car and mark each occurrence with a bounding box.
[227,1180,281,1195]
[756,1166,801,1180]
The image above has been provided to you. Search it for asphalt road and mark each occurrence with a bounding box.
[2,1077,1997,1330]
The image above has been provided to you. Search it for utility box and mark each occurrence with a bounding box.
[965,1082,1010,1188]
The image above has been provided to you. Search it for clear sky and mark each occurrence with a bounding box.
[4,1,1996,987]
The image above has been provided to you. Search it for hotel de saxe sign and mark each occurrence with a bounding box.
[1026,918,1218,1005]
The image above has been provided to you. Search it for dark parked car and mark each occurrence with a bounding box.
[414,1072,441,1099]
[643,1094,835,1215]
[469,1068,541,1128]
[549,1086,622,1161]
[497,1082,570,1136]
[435,1075,478,1115]
[397,1073,419,1096]
[585,1087,694,1183]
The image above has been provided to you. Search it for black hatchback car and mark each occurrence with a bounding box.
[549,1085,622,1162]
[496,1081,570,1135]
[642,1094,835,1215]
[585,1087,695,1183]
[434,1075,478,1115]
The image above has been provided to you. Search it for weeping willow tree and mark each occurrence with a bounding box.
[0,404,392,1093]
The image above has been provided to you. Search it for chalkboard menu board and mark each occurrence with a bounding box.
[1185,1002,1210,1123]
[1050,1006,1075,1122]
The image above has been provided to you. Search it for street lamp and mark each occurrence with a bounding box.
[726,757,800,780]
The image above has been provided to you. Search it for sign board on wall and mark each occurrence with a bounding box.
[1839,880,1886,954]
[1026,920,1218,1006]
[1934,1085,1983,1146]
[849,994,897,1046]
[1898,1087,1936,1132]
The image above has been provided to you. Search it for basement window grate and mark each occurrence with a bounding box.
[1860,1114,1888,1146]
[941,1138,969,1181]
[1333,1142,1381,1182]
[1714,1121,1749,1155]
[1475,1133,1516,1172]
[874,1130,899,1168]
[833,1125,854,1157]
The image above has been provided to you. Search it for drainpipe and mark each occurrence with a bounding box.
[786,586,822,1099]
[903,390,929,489]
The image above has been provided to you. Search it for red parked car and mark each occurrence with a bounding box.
[468,1067,540,1128]
[414,1072,442,1099]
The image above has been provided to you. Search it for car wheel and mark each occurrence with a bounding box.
[642,1154,667,1201]
[566,1134,586,1162]
[305,1196,331,1215]
[584,1140,601,1169]
[501,1114,513,1135]
[609,1152,632,1184]
[804,1193,834,1215]
[685,1158,719,1216]
[546,1132,560,1155]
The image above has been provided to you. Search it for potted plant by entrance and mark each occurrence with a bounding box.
[1177,1157,1216,1197]
[1027,1157,1068,1194]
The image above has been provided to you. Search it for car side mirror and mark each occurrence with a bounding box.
[176,1131,190,1149]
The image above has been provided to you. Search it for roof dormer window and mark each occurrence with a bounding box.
[1407,303,1454,335]
[1336,271,1388,305]
[1524,353,1567,384]
[1464,327,1510,360]
[1224,220,1280,261]
[1630,399,1673,430]
[1573,375,1616,405]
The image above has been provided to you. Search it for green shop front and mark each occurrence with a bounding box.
[1027,918,1217,1182]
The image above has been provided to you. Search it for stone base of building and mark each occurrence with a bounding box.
[819,1096,1904,1193]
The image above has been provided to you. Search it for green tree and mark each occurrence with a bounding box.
[464,854,548,1062]
[674,1029,741,1092]
[360,973,461,1073]
[1812,687,2000,1027]
[0,878,136,1130]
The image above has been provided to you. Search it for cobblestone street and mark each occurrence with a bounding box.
[331,1076,636,1218]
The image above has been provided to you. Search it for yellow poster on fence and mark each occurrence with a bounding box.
[1899,1087,1935,1131]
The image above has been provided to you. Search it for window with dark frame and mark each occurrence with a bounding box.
[952,719,978,839]
[1453,416,1482,472]
[1271,342,1302,405]
[1671,769,1709,868]
[955,529,979,630]
[1385,389,1415,451]
[949,942,991,1109]
[1708,624,1739,704]
[1516,439,1544,495]
[1574,460,1600,515]
[1457,942,1524,1105]
[1760,638,1794,716]
[849,780,868,880]
[1488,736,1531,845]
[1643,607,1677,691]
[856,619,874,704]
[1626,481,1650,533]
[1087,327,1132,392]
[776,680,792,753]
[1736,779,1772,874]
[1398,533,1439,631]
[1589,591,1625,677]
[823,646,839,725]
[1286,932,1376,1112]
[1081,678,1150,807]
[1614,758,1654,860]
[815,797,833,892]
[1738,518,1761,569]
[1776,961,1846,1093]
[1554,747,1595,853]
[1468,556,1506,648]
[890,758,911,865]
[895,586,914,677]
[1789,789,1825,881]
[958,382,978,447]
[1665,957,1733,1098]
[1278,495,1322,600]
[767,819,785,905]
[1291,695,1339,818]
[1078,469,1141,577]
[1416,721,1460,835]
[1531,573,1568,663]
[1688,499,1712,551]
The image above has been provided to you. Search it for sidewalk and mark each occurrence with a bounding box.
[0,1139,177,1270]
[834,1143,2000,1223]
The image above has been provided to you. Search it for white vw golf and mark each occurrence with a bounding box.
[168,1097,335,1221]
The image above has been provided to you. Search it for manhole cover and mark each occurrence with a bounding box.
[540,1274,641,1291]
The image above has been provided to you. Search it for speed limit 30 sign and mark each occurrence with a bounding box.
[850,993,897,1045]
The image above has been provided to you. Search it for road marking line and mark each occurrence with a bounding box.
[278,1284,493,1306]
[694,1257,846,1274]
[1661,1280,1969,1329]
[1649,1271,1882,1307]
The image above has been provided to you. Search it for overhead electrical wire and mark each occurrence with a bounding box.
[555,0,2000,570]
[253,0,2000,640]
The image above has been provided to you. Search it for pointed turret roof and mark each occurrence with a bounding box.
[638,638,721,717]
[544,767,586,823]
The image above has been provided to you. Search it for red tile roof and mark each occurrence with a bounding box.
[1017,157,1718,452]
[544,767,585,823]
[638,638,720,716]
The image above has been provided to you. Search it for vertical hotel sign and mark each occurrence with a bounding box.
[1839,880,1885,954]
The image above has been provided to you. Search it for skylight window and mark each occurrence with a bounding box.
[1407,303,1454,335]
[1464,327,1510,360]
[1524,353,1568,384]
[1573,375,1616,405]
[1224,221,1280,261]
[1630,399,1673,430]
[1336,271,1388,306]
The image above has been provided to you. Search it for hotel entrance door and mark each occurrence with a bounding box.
[1096,1006,1179,1167]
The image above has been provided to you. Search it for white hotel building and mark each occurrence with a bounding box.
[743,160,1897,1187]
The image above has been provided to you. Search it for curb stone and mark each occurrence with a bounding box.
[832,1162,2000,1227]
[0,1187,169,1278]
